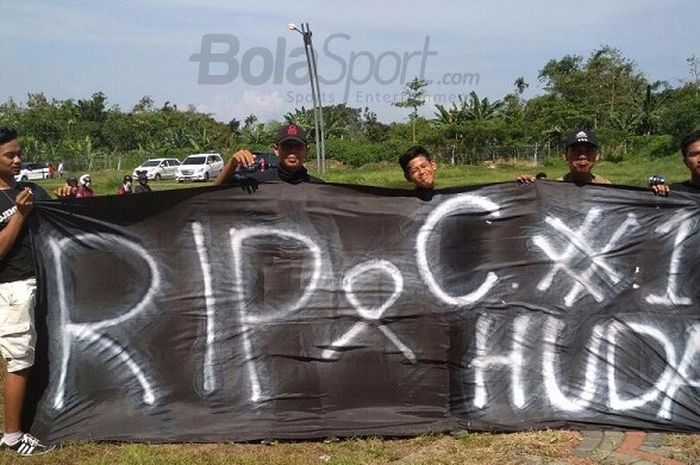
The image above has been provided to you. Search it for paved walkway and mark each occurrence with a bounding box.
[567,431,691,465]
[448,429,696,464]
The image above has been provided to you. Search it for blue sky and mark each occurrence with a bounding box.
[1,0,697,123]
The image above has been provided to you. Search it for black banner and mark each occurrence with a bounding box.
[26,181,700,443]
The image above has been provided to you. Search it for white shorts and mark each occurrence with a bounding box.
[0,277,37,373]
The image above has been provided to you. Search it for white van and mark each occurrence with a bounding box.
[175,153,224,182]
[133,158,181,180]
[15,162,50,181]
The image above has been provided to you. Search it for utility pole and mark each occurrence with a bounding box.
[288,23,326,173]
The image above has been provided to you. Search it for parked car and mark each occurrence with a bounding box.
[132,158,181,180]
[15,161,50,181]
[176,153,224,182]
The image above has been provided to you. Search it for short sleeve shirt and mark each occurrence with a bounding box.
[556,173,612,184]
[0,182,51,283]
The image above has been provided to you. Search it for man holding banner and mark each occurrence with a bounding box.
[398,145,438,200]
[652,130,700,196]
[516,129,612,185]
[216,124,324,186]
[0,128,54,456]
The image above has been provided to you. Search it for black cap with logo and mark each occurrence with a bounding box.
[276,124,308,145]
[565,129,600,148]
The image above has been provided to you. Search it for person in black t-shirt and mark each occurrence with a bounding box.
[652,131,700,196]
[0,128,54,456]
[215,124,323,186]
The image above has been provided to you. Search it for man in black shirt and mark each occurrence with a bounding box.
[0,128,54,455]
[215,124,323,186]
[652,131,700,196]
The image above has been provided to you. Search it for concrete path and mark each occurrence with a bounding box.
[568,431,692,465]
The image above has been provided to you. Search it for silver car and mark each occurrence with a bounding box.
[133,158,181,181]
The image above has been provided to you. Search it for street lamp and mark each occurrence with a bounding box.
[288,22,326,173]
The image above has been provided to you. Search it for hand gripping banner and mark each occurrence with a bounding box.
[24,181,700,443]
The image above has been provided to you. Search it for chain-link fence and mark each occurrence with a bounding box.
[438,142,560,165]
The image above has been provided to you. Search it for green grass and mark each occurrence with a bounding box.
[321,155,690,188]
[34,172,203,197]
[38,153,690,197]
[3,155,698,463]
[0,418,583,465]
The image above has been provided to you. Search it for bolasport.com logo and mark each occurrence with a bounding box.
[190,33,480,105]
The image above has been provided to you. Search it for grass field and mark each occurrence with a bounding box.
[35,152,691,196]
[319,154,690,189]
[1,155,699,464]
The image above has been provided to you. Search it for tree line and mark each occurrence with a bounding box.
[1,46,698,170]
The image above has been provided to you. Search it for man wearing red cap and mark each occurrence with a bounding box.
[215,124,323,186]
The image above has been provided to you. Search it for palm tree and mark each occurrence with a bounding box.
[64,135,97,170]
[464,91,504,120]
[434,102,466,164]
[514,77,529,95]
[247,123,267,146]
[243,114,258,131]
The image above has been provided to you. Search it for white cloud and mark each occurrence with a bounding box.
[0,0,194,47]
[199,90,285,122]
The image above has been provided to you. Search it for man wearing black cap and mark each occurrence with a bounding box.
[517,129,611,185]
[133,172,152,193]
[215,124,323,185]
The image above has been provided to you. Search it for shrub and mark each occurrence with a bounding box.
[324,139,409,167]
[629,135,677,159]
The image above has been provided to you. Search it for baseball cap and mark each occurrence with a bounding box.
[137,171,148,180]
[565,129,600,148]
[276,124,307,145]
